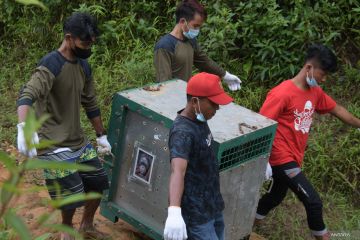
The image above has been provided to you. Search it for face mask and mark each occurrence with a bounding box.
[194,97,206,122]
[183,21,200,39]
[72,46,92,59]
[306,70,318,87]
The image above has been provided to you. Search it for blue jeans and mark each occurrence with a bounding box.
[187,213,225,240]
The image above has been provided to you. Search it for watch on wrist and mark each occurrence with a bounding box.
[96,130,107,138]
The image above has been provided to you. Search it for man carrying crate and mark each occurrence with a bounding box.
[255,44,360,240]
[164,72,233,240]
[16,12,111,240]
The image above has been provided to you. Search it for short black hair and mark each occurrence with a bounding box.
[175,0,207,23]
[305,44,337,73]
[63,12,99,41]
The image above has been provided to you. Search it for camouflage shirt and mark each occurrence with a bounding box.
[169,114,224,226]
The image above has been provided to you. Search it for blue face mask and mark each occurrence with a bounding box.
[183,21,200,39]
[194,97,206,122]
[306,70,318,87]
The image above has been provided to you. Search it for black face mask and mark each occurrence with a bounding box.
[72,46,92,59]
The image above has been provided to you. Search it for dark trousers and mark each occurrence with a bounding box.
[256,161,327,235]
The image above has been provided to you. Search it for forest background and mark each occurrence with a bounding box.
[0,0,359,239]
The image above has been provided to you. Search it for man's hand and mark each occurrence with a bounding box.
[223,71,241,91]
[17,122,39,158]
[96,135,112,154]
[265,162,273,180]
[164,206,188,240]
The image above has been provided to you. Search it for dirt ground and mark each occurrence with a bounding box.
[0,143,265,240]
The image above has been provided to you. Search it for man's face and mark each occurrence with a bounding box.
[181,13,204,32]
[66,34,95,50]
[307,64,327,83]
[192,97,219,120]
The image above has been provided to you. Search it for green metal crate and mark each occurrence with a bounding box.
[100,80,277,240]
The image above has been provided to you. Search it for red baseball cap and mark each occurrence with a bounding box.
[186,72,233,105]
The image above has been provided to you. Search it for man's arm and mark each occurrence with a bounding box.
[16,67,55,156]
[169,157,188,206]
[17,105,31,123]
[330,104,360,128]
[164,157,188,240]
[154,48,173,82]
[81,71,111,153]
[193,45,226,77]
[89,116,106,136]
[193,43,241,91]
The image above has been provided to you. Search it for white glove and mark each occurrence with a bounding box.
[17,122,39,158]
[96,135,112,154]
[223,71,241,91]
[164,206,188,240]
[265,162,273,180]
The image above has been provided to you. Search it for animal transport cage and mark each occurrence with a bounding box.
[100,79,277,240]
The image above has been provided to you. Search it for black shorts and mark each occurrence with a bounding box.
[38,143,109,210]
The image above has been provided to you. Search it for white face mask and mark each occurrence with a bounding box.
[183,20,200,39]
[194,97,206,122]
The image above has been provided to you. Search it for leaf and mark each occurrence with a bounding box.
[36,211,58,226]
[51,192,101,208]
[1,182,22,194]
[34,233,51,240]
[242,61,252,75]
[43,224,83,239]
[1,174,20,204]
[4,211,31,240]
[0,151,16,170]
[15,0,48,11]
[24,160,96,172]
[33,140,57,150]
[290,64,295,75]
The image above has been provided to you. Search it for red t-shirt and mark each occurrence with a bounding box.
[260,80,336,167]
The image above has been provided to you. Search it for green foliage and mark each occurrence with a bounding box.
[255,190,360,239]
[15,0,48,11]
[0,110,101,239]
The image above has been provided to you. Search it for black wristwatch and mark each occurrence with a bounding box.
[96,130,107,137]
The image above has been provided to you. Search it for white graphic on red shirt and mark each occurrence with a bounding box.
[294,100,314,134]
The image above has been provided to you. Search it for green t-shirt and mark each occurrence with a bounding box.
[154,34,225,82]
[18,51,99,153]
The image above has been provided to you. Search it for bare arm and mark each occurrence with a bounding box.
[17,105,31,123]
[330,104,360,128]
[169,157,188,207]
[89,116,106,136]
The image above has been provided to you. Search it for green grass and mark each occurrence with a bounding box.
[255,190,360,240]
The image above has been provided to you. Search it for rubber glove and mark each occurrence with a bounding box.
[223,71,241,91]
[265,162,273,180]
[17,122,39,158]
[96,135,112,154]
[164,206,188,240]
